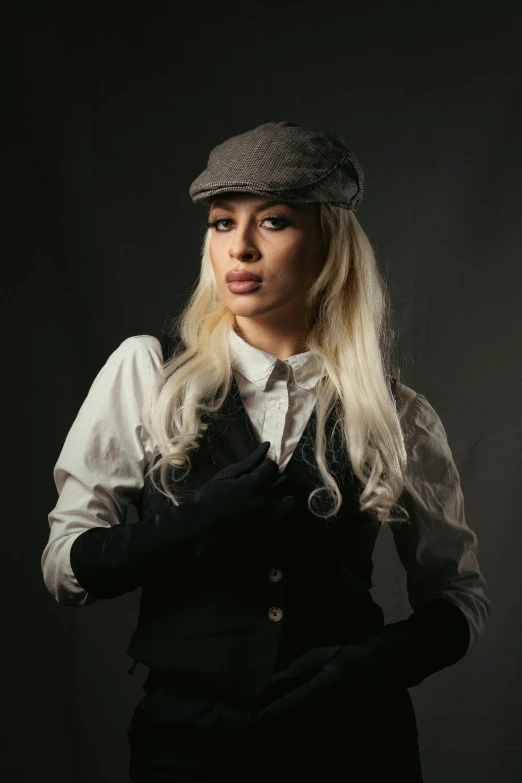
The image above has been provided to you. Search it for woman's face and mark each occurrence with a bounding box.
[208,192,326,325]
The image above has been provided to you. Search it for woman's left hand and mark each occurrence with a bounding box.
[257,643,388,721]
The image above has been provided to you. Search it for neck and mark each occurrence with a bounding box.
[233,316,312,360]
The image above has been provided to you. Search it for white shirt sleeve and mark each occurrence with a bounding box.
[41,335,163,606]
[392,384,491,653]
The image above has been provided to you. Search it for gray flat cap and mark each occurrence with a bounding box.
[189,120,364,212]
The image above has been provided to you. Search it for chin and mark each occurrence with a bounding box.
[228,303,262,316]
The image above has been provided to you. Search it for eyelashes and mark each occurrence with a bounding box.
[206,216,290,232]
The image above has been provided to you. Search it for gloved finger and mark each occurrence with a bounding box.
[267,646,340,689]
[258,670,333,721]
[212,441,271,481]
[269,475,291,500]
[247,456,281,485]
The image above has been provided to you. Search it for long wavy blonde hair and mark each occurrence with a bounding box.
[145,202,410,526]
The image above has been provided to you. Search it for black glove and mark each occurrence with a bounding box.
[257,597,471,721]
[70,441,296,599]
[256,643,385,722]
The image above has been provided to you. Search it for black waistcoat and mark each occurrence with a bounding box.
[127,334,397,701]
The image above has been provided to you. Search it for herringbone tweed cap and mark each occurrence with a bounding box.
[189,120,364,212]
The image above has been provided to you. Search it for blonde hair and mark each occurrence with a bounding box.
[145,203,410,526]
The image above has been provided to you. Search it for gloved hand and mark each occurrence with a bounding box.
[190,440,296,557]
[257,643,386,721]
[70,441,296,599]
[256,598,471,722]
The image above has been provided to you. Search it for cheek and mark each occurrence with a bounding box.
[276,238,315,277]
[209,242,222,274]
[209,239,231,275]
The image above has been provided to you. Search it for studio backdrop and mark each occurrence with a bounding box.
[3,1,521,781]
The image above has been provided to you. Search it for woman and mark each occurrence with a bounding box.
[42,120,491,782]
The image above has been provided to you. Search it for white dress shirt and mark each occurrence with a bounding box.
[42,326,490,655]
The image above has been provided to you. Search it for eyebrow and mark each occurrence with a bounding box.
[209,199,301,212]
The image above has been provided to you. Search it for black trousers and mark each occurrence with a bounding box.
[127,671,423,782]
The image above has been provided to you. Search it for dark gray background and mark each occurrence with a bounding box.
[3,0,521,780]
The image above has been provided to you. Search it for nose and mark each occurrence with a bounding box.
[228,222,259,262]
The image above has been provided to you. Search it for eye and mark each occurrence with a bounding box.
[206,216,290,232]
[262,216,289,230]
[206,218,233,231]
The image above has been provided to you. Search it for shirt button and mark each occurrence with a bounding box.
[267,451,276,461]
[276,398,285,409]
[268,606,283,622]
[268,568,283,583]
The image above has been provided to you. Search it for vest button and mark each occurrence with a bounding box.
[266,451,276,461]
[268,606,283,622]
[268,568,283,583]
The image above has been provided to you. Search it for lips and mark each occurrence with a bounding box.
[225,270,262,282]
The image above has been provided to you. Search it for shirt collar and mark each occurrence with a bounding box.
[228,323,324,391]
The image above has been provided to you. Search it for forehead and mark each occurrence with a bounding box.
[209,193,310,212]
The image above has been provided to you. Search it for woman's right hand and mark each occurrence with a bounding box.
[193,441,296,538]
[67,442,295,598]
